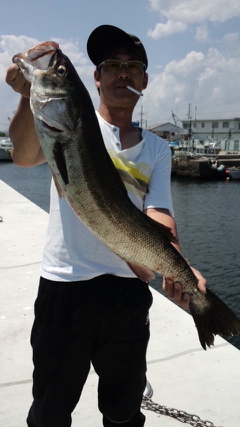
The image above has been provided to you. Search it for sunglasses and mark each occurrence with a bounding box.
[97,59,146,74]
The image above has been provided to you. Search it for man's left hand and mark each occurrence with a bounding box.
[163,266,207,310]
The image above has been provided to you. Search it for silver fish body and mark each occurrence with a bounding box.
[13,42,240,349]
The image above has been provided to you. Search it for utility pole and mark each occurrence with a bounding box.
[195,106,197,121]
[139,106,148,128]
[140,105,144,127]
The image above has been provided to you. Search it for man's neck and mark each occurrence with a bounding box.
[98,104,142,150]
[98,104,134,131]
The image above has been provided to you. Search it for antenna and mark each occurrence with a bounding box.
[187,103,192,150]
[139,106,148,128]
[187,103,192,120]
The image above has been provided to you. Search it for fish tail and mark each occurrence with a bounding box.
[190,289,240,350]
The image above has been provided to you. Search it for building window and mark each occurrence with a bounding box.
[193,122,197,128]
[183,123,189,129]
[212,122,219,129]
[222,122,229,128]
[201,122,205,128]
[234,141,239,151]
[239,123,240,129]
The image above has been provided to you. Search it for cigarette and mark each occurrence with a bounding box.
[127,86,143,96]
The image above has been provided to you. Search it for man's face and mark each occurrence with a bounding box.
[94,48,148,109]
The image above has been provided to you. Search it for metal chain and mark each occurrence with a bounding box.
[141,396,223,427]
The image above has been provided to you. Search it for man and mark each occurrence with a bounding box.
[6,25,206,427]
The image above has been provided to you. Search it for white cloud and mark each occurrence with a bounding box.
[142,1,240,123]
[165,51,205,76]
[198,67,216,85]
[142,42,240,124]
[222,31,240,57]
[149,0,240,22]
[195,26,209,42]
[148,20,187,39]
[223,32,239,44]
[148,0,240,38]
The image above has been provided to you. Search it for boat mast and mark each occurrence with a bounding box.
[187,103,193,152]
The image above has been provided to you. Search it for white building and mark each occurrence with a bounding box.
[148,122,183,140]
[182,117,240,142]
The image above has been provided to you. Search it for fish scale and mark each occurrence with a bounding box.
[13,41,240,350]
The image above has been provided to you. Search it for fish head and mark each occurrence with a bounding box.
[12,41,59,83]
[13,41,83,134]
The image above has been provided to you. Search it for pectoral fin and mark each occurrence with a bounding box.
[52,172,64,199]
[126,261,155,283]
[53,141,69,185]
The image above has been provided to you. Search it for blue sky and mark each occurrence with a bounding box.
[1,0,240,130]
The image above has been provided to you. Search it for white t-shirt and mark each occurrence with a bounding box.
[40,112,173,282]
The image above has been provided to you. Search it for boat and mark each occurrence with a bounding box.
[172,153,230,180]
[228,167,240,180]
[198,159,229,180]
[0,137,12,160]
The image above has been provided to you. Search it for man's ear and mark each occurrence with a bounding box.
[94,69,100,90]
[142,72,148,90]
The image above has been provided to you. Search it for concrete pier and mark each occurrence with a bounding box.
[1,179,240,427]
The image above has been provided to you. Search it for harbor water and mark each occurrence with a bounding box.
[1,161,240,350]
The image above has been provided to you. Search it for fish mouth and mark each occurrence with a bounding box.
[30,90,71,134]
[27,41,59,61]
[32,108,66,133]
[13,41,59,71]
[36,115,66,133]
[42,121,64,133]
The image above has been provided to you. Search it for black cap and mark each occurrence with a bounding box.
[87,25,148,69]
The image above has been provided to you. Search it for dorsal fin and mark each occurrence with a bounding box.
[141,212,178,244]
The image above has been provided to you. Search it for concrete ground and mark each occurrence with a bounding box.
[1,179,240,427]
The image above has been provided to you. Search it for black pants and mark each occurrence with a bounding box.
[27,275,152,427]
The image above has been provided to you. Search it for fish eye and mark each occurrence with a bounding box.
[57,65,67,75]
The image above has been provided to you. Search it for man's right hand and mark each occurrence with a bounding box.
[5,64,31,98]
[5,63,45,167]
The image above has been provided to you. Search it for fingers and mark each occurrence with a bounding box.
[163,266,207,311]
[191,267,207,294]
[181,292,190,311]
[6,63,21,86]
[163,277,190,310]
[5,64,30,98]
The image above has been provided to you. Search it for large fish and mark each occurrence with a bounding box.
[13,42,240,350]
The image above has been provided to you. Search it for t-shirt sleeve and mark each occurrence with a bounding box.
[143,137,174,216]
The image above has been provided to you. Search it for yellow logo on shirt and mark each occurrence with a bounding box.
[108,150,151,199]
